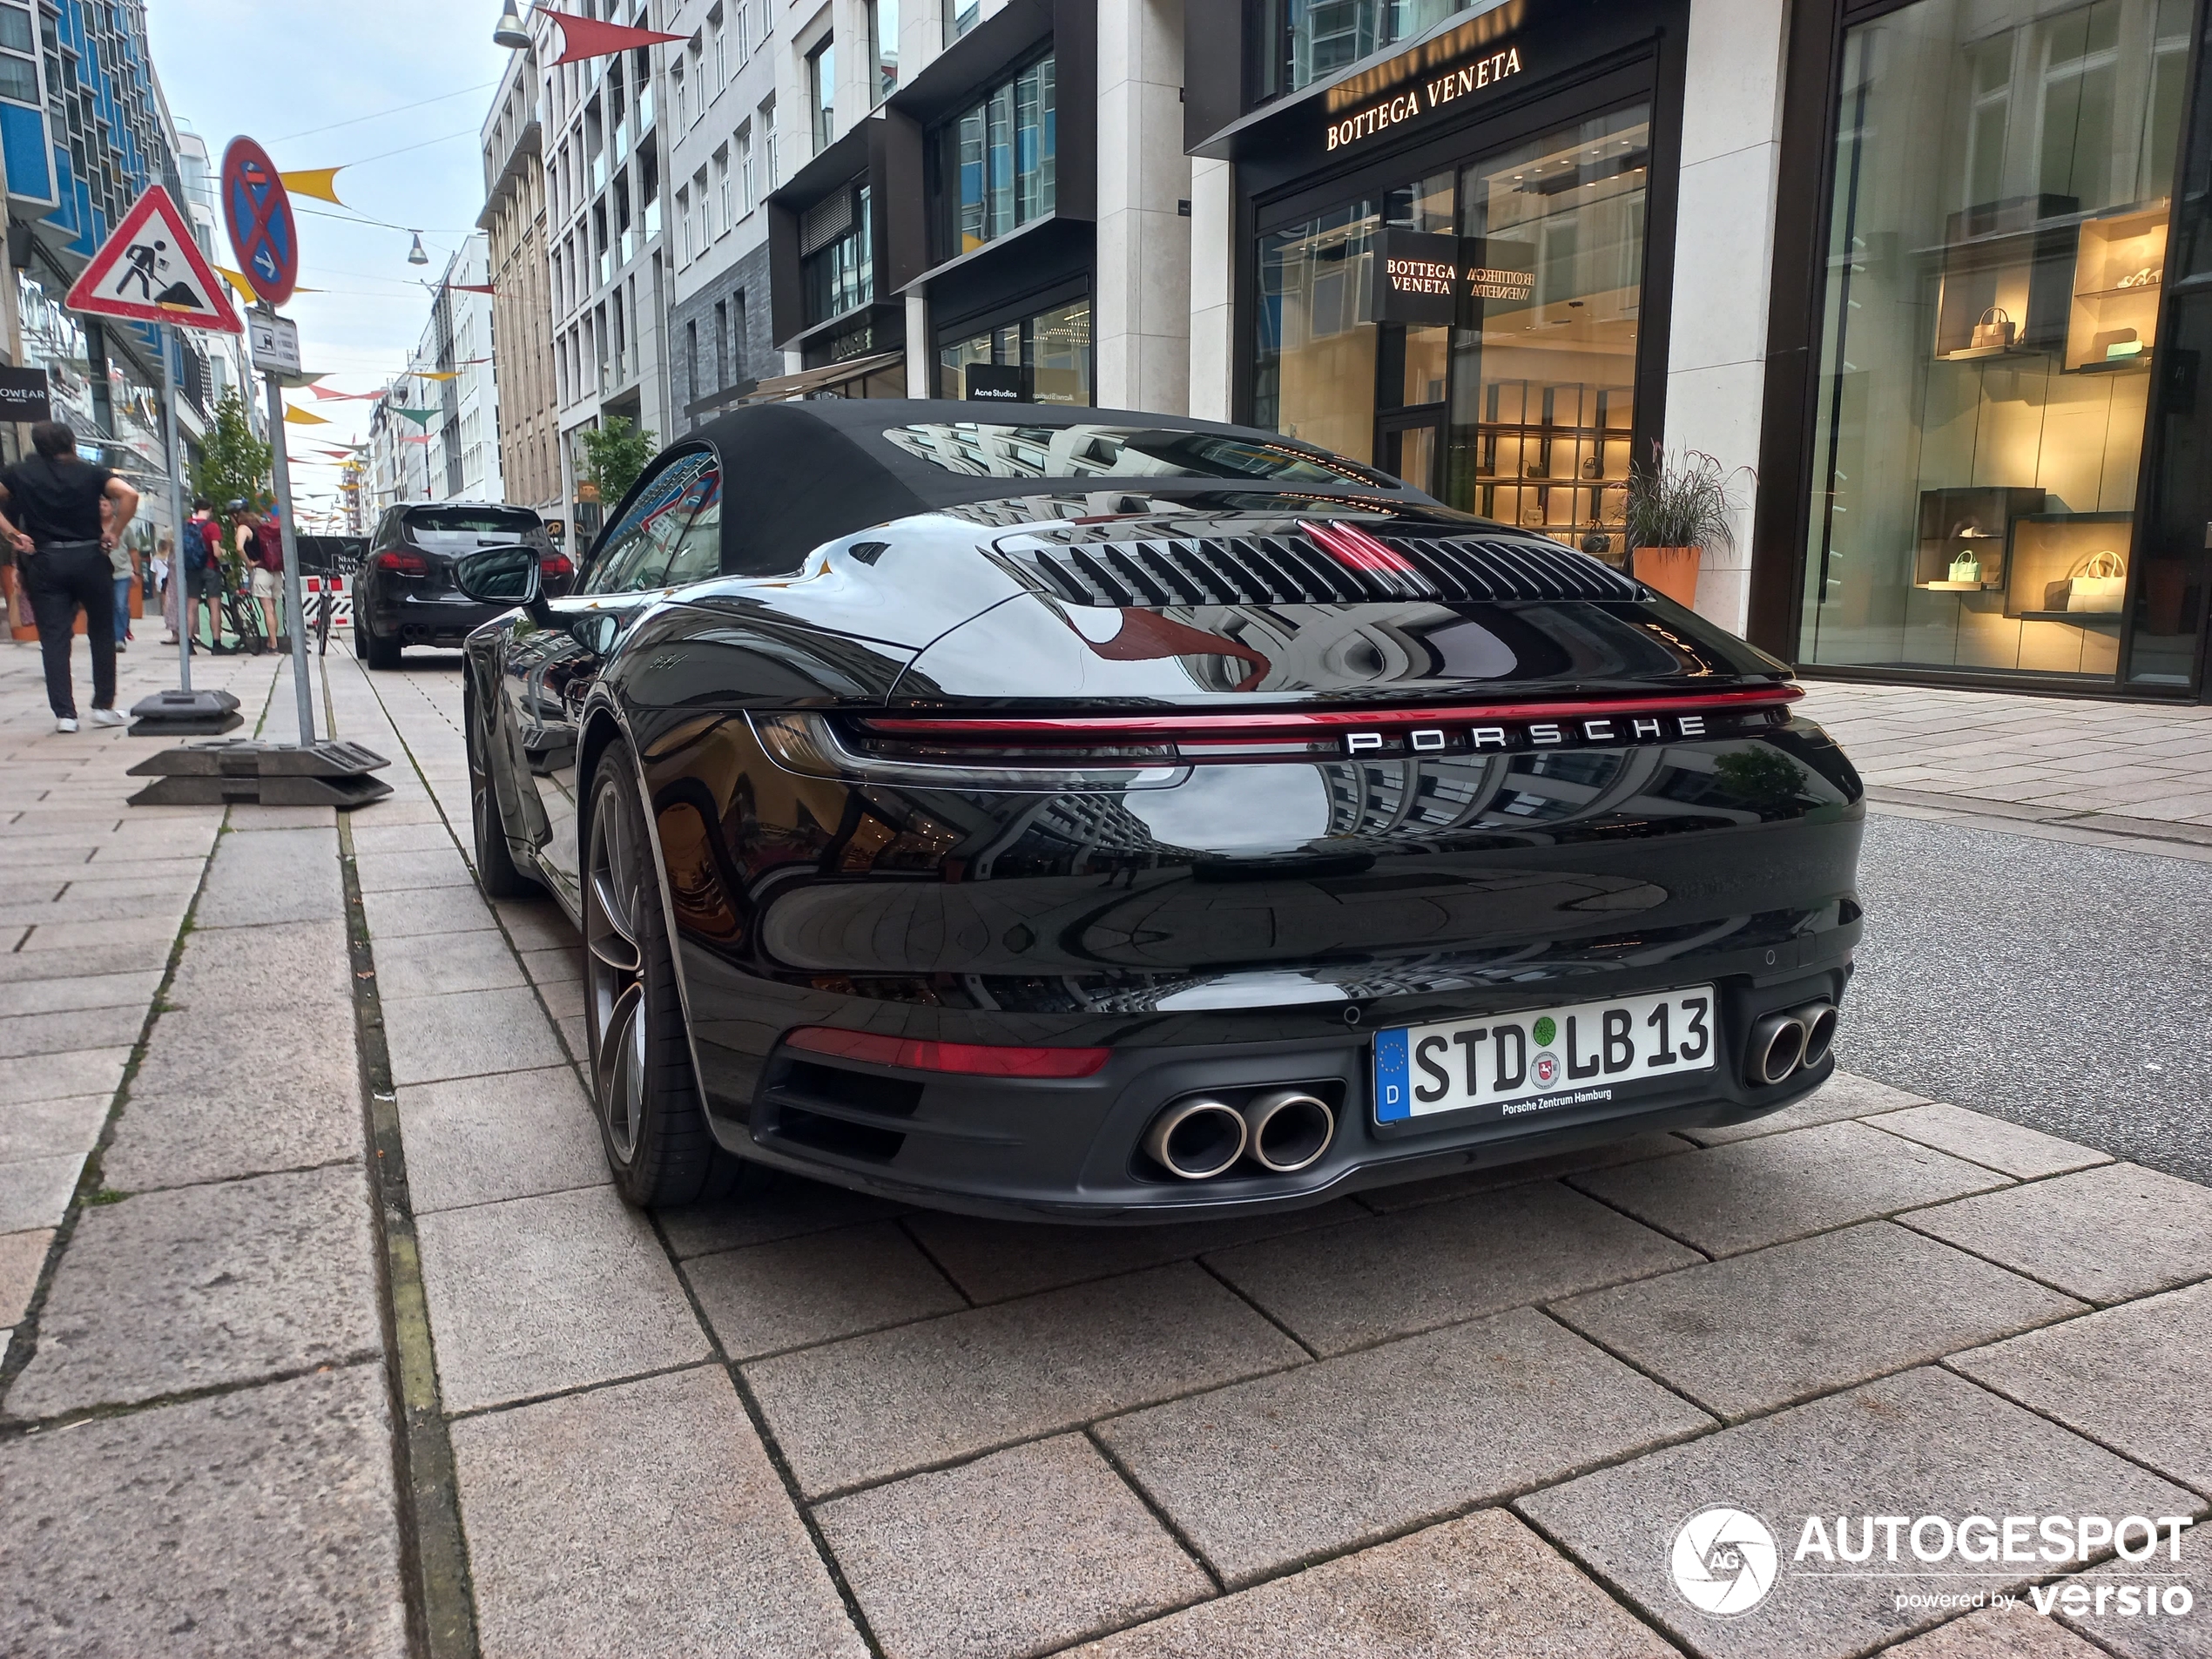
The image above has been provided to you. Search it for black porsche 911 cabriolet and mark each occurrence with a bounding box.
[457,399,1863,1220]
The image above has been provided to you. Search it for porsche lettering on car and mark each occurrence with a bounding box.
[457,400,1864,1221]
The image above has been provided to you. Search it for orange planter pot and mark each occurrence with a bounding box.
[1631,544,1703,609]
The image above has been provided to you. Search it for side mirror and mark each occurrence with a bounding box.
[454,545,552,625]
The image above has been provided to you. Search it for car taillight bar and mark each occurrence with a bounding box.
[541,554,574,578]
[1300,517,1418,576]
[785,1027,1112,1078]
[858,684,1804,741]
[373,550,430,577]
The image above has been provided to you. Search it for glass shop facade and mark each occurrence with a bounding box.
[1187,0,2212,698]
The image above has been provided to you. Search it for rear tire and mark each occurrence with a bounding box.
[583,740,734,1207]
[360,607,401,670]
[466,681,541,900]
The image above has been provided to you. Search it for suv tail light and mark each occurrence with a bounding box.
[541,553,574,579]
[373,550,429,577]
[785,1027,1111,1078]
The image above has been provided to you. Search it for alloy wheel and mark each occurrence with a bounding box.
[587,776,649,1163]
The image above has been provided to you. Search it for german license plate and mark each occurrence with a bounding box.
[1373,986,1716,1123]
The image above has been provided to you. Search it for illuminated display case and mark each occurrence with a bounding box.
[1913,486,2045,594]
[2063,206,2167,374]
[2004,510,2134,624]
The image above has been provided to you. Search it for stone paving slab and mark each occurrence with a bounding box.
[1676,1070,1929,1147]
[1901,1163,2212,1305]
[1870,1103,2114,1180]
[0,1046,126,1105]
[164,916,352,1012]
[0,1001,141,1059]
[1101,1305,1713,1586]
[0,1224,51,1323]
[381,984,568,1086]
[0,968,161,1018]
[192,826,343,929]
[0,1362,407,1658]
[1879,1604,2107,1657]
[7,1164,382,1417]
[0,1094,107,1164]
[16,915,185,952]
[1204,1179,1699,1355]
[415,1182,710,1413]
[1069,1507,1678,1658]
[353,846,475,892]
[1552,1221,2085,1420]
[1516,1366,2201,1659]
[904,1200,1364,1304]
[371,927,526,998]
[395,1065,605,1212]
[818,1433,1211,1659]
[450,1365,865,1659]
[0,940,173,983]
[0,1150,85,1231]
[1574,1118,2011,1256]
[745,1262,1305,1498]
[1950,1279,2212,1494]
[361,883,496,939]
[2065,1520,2212,1657]
[686,1220,966,1359]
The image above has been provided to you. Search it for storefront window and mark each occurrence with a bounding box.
[1800,0,2192,684]
[941,54,1056,258]
[801,184,873,326]
[1251,104,1649,549]
[938,295,1091,404]
[1271,0,1487,95]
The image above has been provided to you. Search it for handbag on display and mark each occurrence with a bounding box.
[2065,550,2126,612]
[1948,554,1980,584]
[1970,307,2016,350]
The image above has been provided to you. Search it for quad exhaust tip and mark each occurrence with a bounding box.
[1750,1001,1838,1086]
[1143,1096,1247,1180]
[1143,1088,1338,1180]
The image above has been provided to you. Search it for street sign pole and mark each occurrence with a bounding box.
[160,326,191,695]
[256,308,314,745]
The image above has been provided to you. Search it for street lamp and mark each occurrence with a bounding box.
[493,1,531,48]
[408,233,429,266]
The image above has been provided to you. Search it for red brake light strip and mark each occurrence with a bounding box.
[785,1027,1113,1078]
[860,685,1804,741]
[1300,517,1419,575]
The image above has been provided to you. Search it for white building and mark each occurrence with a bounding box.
[373,235,503,511]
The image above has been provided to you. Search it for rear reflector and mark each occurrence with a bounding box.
[785,1027,1113,1078]
[860,684,1804,742]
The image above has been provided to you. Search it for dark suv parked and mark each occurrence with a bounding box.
[354,502,572,669]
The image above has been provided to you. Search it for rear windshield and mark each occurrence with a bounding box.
[882,422,1389,488]
[405,507,541,536]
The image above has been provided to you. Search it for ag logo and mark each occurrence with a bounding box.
[1671,1507,1778,1615]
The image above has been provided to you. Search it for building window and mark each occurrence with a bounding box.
[711,4,727,88]
[675,184,692,261]
[938,295,1091,404]
[737,123,755,214]
[671,58,685,129]
[869,0,899,105]
[943,0,977,42]
[732,289,749,379]
[1799,0,2192,686]
[801,183,873,325]
[713,145,732,233]
[808,37,836,154]
[693,165,711,244]
[938,53,1055,258]
[761,97,779,189]
[1264,0,1480,97]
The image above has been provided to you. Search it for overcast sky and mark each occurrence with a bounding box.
[147,0,511,504]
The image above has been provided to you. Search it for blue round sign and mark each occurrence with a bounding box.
[220,136,297,307]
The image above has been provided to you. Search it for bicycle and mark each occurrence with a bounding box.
[211,566,270,656]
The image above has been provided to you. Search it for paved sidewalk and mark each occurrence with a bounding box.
[1,644,2207,1658]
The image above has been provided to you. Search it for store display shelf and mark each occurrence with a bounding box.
[2016,610,2123,626]
[1918,579,2000,591]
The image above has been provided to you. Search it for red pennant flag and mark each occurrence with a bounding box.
[445,283,497,294]
[547,11,685,64]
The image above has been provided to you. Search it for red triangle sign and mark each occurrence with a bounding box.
[65,185,243,334]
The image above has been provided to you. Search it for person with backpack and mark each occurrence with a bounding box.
[171,499,221,649]
[0,420,141,732]
[232,500,287,650]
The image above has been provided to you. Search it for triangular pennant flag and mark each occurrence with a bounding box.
[445,283,496,294]
[393,406,441,426]
[308,385,384,400]
[285,404,332,424]
[279,168,345,206]
[416,369,461,381]
[399,434,435,444]
[214,266,260,304]
[65,186,242,334]
[547,10,685,64]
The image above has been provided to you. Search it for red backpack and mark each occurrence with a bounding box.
[253,520,285,574]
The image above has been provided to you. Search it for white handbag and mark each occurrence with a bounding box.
[2066,550,2126,613]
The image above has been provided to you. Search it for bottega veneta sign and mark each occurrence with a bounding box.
[1325,45,1525,151]
[1372,230,1537,326]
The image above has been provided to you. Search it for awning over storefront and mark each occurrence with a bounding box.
[732,350,907,404]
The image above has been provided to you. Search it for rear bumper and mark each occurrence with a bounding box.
[365,590,508,647]
[692,956,1853,1222]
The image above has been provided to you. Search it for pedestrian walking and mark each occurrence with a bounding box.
[107,526,138,654]
[153,534,176,643]
[237,502,287,649]
[180,499,221,649]
[0,420,142,732]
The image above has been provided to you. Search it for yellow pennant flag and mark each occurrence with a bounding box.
[214,266,259,304]
[284,404,332,425]
[280,167,345,206]
[415,369,462,381]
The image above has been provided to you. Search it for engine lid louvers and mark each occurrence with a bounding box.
[1008,529,1644,608]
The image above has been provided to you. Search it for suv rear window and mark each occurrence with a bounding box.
[404,507,541,536]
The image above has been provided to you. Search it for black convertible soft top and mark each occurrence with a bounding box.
[664,398,1439,576]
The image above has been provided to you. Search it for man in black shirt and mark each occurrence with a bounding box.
[0,421,141,732]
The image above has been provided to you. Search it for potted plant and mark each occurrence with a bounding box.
[1622,445,1750,610]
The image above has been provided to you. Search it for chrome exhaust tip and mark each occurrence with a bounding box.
[1242,1089,1336,1174]
[1143,1097,1248,1180]
[1794,1001,1838,1069]
[1749,1013,1808,1086]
